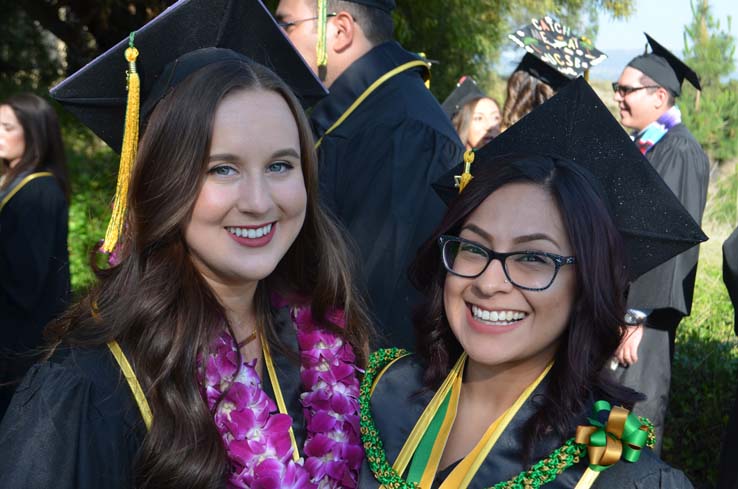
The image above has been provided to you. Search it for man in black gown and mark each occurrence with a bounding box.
[275,0,464,350]
[611,34,710,454]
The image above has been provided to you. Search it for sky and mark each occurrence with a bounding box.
[596,0,737,59]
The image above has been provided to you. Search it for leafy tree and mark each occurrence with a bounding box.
[680,0,738,164]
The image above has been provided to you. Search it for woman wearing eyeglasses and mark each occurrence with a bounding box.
[357,80,697,488]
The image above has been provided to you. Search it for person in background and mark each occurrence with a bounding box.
[0,92,70,418]
[719,226,738,489]
[611,34,709,454]
[502,16,607,132]
[441,76,501,150]
[275,0,464,351]
[357,78,702,489]
[0,1,373,487]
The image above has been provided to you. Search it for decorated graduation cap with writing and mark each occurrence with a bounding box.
[441,76,488,119]
[433,77,707,280]
[50,0,326,253]
[509,16,607,87]
[627,33,701,97]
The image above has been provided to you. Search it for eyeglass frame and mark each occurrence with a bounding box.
[611,82,661,97]
[276,12,338,29]
[437,235,576,292]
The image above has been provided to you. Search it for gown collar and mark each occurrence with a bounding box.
[310,41,427,136]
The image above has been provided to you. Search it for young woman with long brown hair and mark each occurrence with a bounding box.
[0,2,372,488]
[0,92,70,417]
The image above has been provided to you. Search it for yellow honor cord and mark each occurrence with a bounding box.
[314,59,430,149]
[574,468,602,488]
[316,0,328,80]
[418,373,462,487]
[0,172,53,213]
[107,340,153,430]
[261,333,301,462]
[102,33,140,253]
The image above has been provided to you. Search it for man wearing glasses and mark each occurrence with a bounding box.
[274,0,464,351]
[611,34,709,455]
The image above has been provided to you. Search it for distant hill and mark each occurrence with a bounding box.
[589,48,641,81]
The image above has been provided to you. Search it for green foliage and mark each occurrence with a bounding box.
[680,0,738,164]
[663,165,738,488]
[63,118,117,293]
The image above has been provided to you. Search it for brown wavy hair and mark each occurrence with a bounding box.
[410,154,641,457]
[500,71,555,132]
[0,93,69,199]
[47,59,372,488]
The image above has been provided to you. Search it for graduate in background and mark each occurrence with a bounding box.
[0,93,70,417]
[501,16,607,131]
[0,1,373,488]
[719,226,738,489]
[441,76,501,150]
[357,78,703,489]
[611,34,710,454]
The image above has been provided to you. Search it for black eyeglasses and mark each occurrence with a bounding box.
[611,82,660,97]
[438,235,576,291]
[276,13,337,29]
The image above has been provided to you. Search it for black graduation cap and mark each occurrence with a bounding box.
[509,16,607,83]
[627,33,701,97]
[514,53,571,92]
[50,0,327,154]
[345,0,395,12]
[441,76,487,119]
[433,77,707,280]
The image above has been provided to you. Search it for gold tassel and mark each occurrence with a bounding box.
[454,150,475,193]
[102,33,140,253]
[316,0,328,81]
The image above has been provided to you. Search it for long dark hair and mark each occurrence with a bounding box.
[47,59,372,488]
[500,71,555,132]
[410,154,641,455]
[0,93,69,199]
[451,96,501,149]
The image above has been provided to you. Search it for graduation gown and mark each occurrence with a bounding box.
[626,124,709,315]
[0,173,70,415]
[310,41,465,350]
[358,354,694,488]
[718,226,738,489]
[0,306,309,489]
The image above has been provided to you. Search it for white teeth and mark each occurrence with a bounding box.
[471,305,526,324]
[226,223,273,239]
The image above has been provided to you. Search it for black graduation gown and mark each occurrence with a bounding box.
[0,174,70,415]
[0,306,308,489]
[310,41,465,351]
[718,227,738,489]
[626,124,709,315]
[358,354,694,488]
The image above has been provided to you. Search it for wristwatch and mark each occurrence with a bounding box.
[624,308,648,326]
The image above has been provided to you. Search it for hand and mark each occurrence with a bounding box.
[614,324,644,367]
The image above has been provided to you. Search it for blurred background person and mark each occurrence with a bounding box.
[441,76,501,150]
[0,92,70,417]
[501,16,607,131]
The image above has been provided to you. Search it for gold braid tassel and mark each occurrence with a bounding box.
[316,0,328,81]
[102,33,140,253]
[454,149,475,193]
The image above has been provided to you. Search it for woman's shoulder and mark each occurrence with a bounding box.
[369,349,426,399]
[0,344,145,488]
[594,449,694,488]
[2,173,65,212]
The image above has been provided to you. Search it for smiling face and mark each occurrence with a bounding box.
[613,66,665,132]
[184,88,307,290]
[443,182,576,371]
[466,97,501,149]
[0,105,25,167]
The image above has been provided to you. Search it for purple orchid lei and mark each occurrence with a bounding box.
[198,300,363,488]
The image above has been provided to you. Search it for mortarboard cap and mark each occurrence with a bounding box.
[50,0,327,154]
[627,33,701,97]
[433,77,707,280]
[344,0,395,12]
[509,16,607,87]
[441,76,487,119]
[513,53,571,92]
